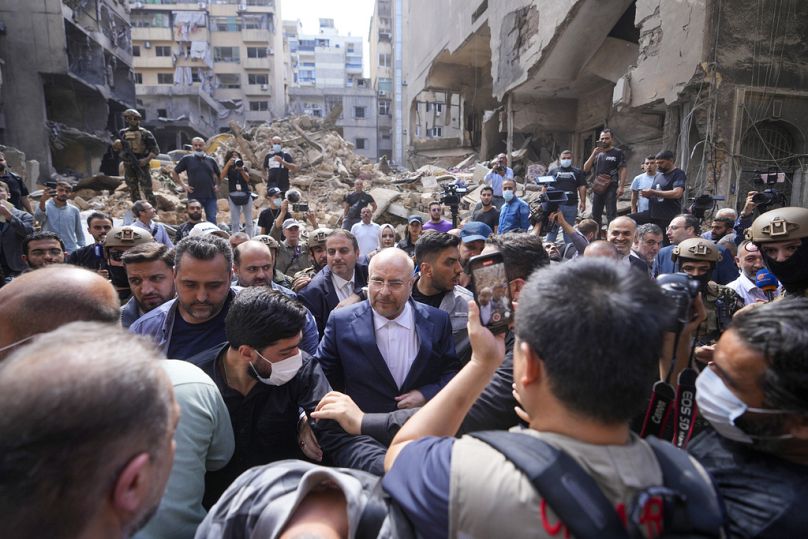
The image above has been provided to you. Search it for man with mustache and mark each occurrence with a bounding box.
[130,235,235,360]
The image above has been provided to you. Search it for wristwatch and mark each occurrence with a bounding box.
[356,286,369,301]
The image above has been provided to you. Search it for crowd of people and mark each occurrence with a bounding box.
[1,123,808,539]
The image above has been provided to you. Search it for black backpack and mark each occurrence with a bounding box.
[468,431,725,538]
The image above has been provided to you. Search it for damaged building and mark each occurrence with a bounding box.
[0,0,135,182]
[402,0,808,209]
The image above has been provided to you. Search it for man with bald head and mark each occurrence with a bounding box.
[607,216,649,274]
[583,240,620,260]
[315,247,459,413]
[0,265,119,357]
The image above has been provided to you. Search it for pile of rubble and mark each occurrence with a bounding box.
[16,115,545,233]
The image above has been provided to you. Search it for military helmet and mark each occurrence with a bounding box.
[103,225,153,258]
[308,227,333,249]
[123,108,142,119]
[746,207,808,243]
[672,237,722,263]
[253,234,280,251]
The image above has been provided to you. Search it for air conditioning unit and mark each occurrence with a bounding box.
[378,90,387,97]
[260,84,268,91]
[267,48,274,55]
[238,3,247,11]
[133,1,144,9]
[198,2,206,9]
[144,41,151,49]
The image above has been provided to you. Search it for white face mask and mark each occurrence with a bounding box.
[272,144,282,153]
[193,150,205,158]
[503,190,514,202]
[695,367,794,444]
[251,350,303,386]
[560,158,572,168]
[271,197,281,206]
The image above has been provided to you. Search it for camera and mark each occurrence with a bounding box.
[235,159,244,168]
[750,169,788,211]
[439,181,467,208]
[656,273,700,332]
[688,194,725,220]
[292,202,309,213]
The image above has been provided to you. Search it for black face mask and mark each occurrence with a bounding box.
[678,261,712,294]
[108,265,130,289]
[761,238,808,293]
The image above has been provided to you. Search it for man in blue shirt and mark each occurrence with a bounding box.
[483,153,514,209]
[34,180,85,254]
[497,179,530,233]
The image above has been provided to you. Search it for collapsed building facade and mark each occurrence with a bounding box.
[404,0,808,210]
[0,0,135,182]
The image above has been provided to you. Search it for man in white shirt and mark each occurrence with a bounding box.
[726,240,778,304]
[350,206,381,257]
[630,155,659,214]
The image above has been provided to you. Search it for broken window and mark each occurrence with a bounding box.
[379,100,390,116]
[134,72,143,84]
[217,73,241,89]
[157,108,168,118]
[131,13,170,28]
[354,106,366,119]
[249,101,269,111]
[132,45,141,57]
[212,17,241,32]
[248,73,269,85]
[247,47,268,58]
[355,138,367,150]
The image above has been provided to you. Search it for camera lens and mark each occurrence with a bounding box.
[235,159,244,168]
[751,192,772,205]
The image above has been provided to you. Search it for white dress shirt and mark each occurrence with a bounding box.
[726,272,779,305]
[372,302,420,389]
[331,270,355,302]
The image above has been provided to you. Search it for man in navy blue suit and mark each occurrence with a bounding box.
[656,214,738,283]
[314,248,460,413]
[298,229,368,337]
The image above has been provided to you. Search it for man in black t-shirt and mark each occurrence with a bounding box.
[171,138,221,225]
[342,179,377,230]
[583,129,627,228]
[627,150,686,246]
[470,186,499,233]
[257,187,291,236]
[175,199,206,242]
[263,136,298,195]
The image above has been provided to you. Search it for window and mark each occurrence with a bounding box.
[247,47,268,58]
[248,73,269,85]
[378,78,392,94]
[428,127,442,138]
[382,132,392,140]
[134,72,143,84]
[191,70,201,83]
[213,47,240,62]
[242,15,267,30]
[217,73,241,89]
[132,45,141,57]
[379,100,390,116]
[155,46,171,57]
[212,17,241,32]
[378,53,391,67]
[157,108,168,118]
[249,101,269,111]
[435,103,443,115]
[131,13,170,28]
[354,106,366,119]
[355,138,367,150]
[157,73,173,84]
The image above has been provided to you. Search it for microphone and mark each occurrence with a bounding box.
[755,268,779,301]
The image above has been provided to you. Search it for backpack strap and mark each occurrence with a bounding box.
[470,431,630,539]
[644,436,724,535]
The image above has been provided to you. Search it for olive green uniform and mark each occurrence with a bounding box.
[118,126,159,206]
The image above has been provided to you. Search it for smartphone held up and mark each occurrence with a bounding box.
[468,252,513,334]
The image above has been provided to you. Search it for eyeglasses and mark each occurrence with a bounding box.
[368,278,407,291]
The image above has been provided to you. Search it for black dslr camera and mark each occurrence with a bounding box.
[235,159,244,168]
[286,190,308,213]
[751,169,788,211]
[656,273,700,333]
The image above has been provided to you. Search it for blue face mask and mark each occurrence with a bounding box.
[503,190,514,202]
[272,144,282,153]
[560,159,572,168]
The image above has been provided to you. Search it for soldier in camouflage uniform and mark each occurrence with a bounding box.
[746,206,808,299]
[291,227,332,291]
[112,109,159,207]
[672,237,744,347]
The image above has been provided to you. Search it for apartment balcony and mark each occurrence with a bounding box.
[134,1,207,11]
[214,88,243,100]
[212,62,241,73]
[244,83,271,96]
[134,56,174,69]
[132,27,173,42]
[242,57,270,69]
[241,28,271,42]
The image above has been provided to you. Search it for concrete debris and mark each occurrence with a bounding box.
[29,115,558,231]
